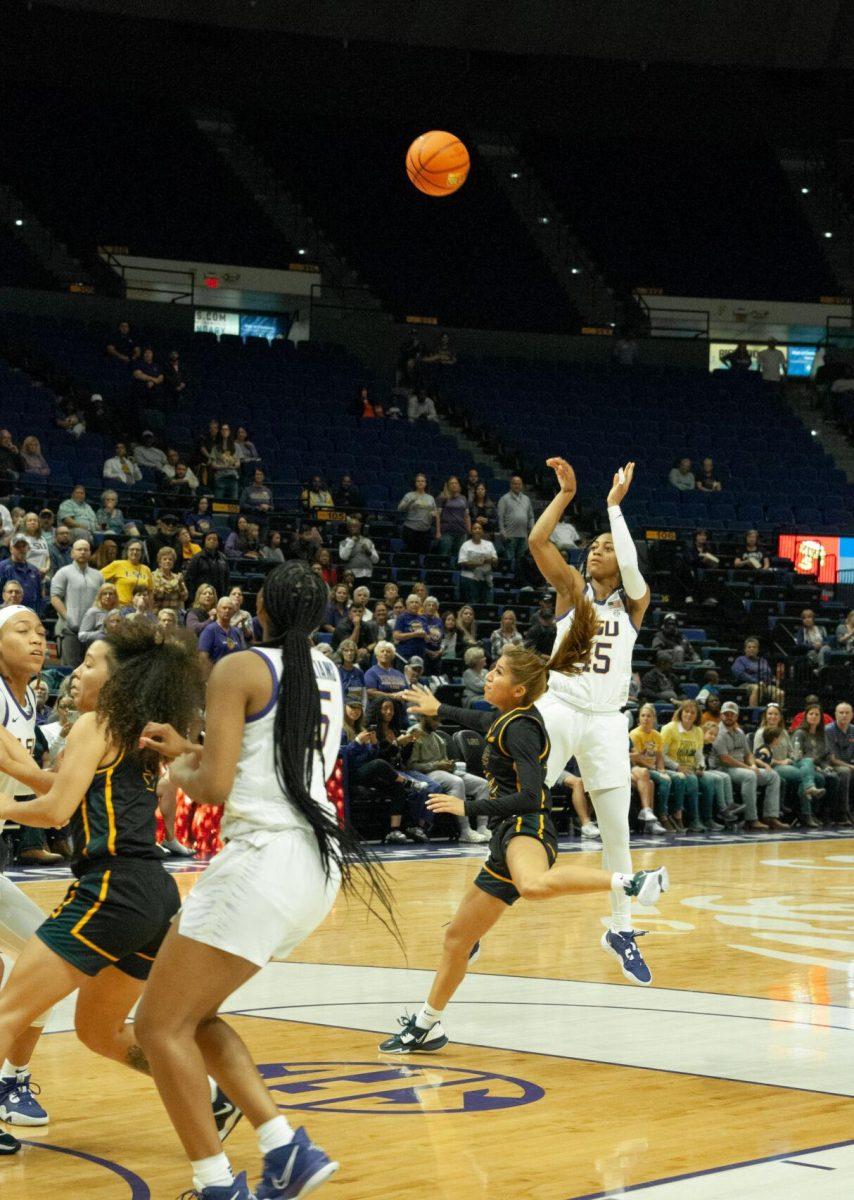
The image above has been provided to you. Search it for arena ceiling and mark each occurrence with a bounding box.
[30,0,854,70]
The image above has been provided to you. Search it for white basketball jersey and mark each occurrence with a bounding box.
[222,647,344,842]
[546,586,638,714]
[0,676,37,800]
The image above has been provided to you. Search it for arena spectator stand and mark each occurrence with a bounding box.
[521,135,839,301]
[0,88,295,269]
[240,114,577,332]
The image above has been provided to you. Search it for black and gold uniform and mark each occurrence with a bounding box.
[36,752,180,979]
[437,702,555,906]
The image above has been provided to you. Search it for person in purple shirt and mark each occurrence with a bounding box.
[393,594,428,662]
[198,596,245,674]
[731,636,784,707]
[0,535,42,613]
[437,476,471,557]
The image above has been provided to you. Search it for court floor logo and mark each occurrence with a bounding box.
[258,1060,544,1114]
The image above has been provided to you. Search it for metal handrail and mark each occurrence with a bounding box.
[100,251,195,305]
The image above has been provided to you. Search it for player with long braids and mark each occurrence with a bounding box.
[530,458,657,985]
[136,562,396,1200]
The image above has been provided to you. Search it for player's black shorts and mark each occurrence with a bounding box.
[474,812,558,906]
[37,858,180,979]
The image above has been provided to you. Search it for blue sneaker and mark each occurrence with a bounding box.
[0,1130,20,1155]
[0,1071,49,1126]
[378,1013,449,1053]
[256,1128,339,1199]
[601,929,652,986]
[179,1172,256,1200]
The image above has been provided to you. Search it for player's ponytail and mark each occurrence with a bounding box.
[549,594,598,677]
[261,563,400,942]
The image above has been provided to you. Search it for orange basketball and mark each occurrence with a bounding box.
[406,130,470,196]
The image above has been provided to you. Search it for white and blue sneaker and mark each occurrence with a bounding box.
[181,1171,256,1200]
[0,1071,49,1126]
[601,930,653,986]
[256,1128,339,1199]
[624,866,669,907]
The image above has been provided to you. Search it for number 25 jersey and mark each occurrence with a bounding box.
[546,585,638,714]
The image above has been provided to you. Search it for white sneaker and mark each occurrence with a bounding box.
[459,829,489,844]
[581,822,601,839]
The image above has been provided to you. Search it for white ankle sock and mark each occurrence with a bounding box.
[415,1002,443,1031]
[1,1060,26,1080]
[257,1114,294,1156]
[191,1152,233,1190]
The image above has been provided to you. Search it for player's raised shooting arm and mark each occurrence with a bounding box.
[0,713,107,826]
[606,462,650,626]
[528,458,585,615]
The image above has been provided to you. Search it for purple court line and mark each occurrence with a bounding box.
[563,1136,854,1200]
[784,1160,835,1170]
[19,1139,151,1198]
[229,1006,854,1099]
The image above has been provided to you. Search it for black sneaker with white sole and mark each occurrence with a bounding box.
[0,1130,20,1156]
[378,1014,448,1053]
[212,1085,243,1142]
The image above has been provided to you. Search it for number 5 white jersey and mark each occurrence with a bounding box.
[221,646,344,843]
[546,585,638,714]
[0,677,37,798]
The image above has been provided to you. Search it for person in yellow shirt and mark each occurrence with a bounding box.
[629,704,677,829]
[178,526,201,560]
[99,539,153,605]
[661,699,707,833]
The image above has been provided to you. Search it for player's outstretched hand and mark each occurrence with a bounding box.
[400,686,440,716]
[607,462,635,507]
[139,721,194,759]
[545,457,577,496]
[426,793,466,817]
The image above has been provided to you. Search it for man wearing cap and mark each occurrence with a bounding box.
[146,513,181,565]
[711,701,786,831]
[525,593,557,655]
[0,536,42,613]
[331,600,378,667]
[133,431,168,476]
[102,441,142,486]
[407,708,491,843]
[49,539,104,667]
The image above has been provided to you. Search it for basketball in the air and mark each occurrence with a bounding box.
[405,131,470,196]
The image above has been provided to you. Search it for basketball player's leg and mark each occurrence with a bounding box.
[589,784,635,929]
[74,967,146,1070]
[426,884,506,1012]
[136,927,272,1162]
[0,937,82,1066]
[379,882,507,1053]
[505,834,651,903]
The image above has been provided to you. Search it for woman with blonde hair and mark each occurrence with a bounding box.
[456,604,478,647]
[151,546,188,613]
[78,582,120,644]
[185,584,217,639]
[380,631,668,1053]
[19,436,50,478]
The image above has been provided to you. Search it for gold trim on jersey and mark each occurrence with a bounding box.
[49,880,80,921]
[104,763,117,855]
[70,869,119,963]
[482,862,514,885]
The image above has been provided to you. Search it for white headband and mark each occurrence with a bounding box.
[0,605,35,631]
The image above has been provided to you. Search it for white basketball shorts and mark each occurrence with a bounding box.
[536,692,630,793]
[178,827,340,969]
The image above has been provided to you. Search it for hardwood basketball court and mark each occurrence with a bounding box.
[3,831,854,1199]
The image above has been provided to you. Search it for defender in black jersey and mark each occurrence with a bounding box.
[378,640,669,1053]
[0,627,241,1153]
[37,750,180,979]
